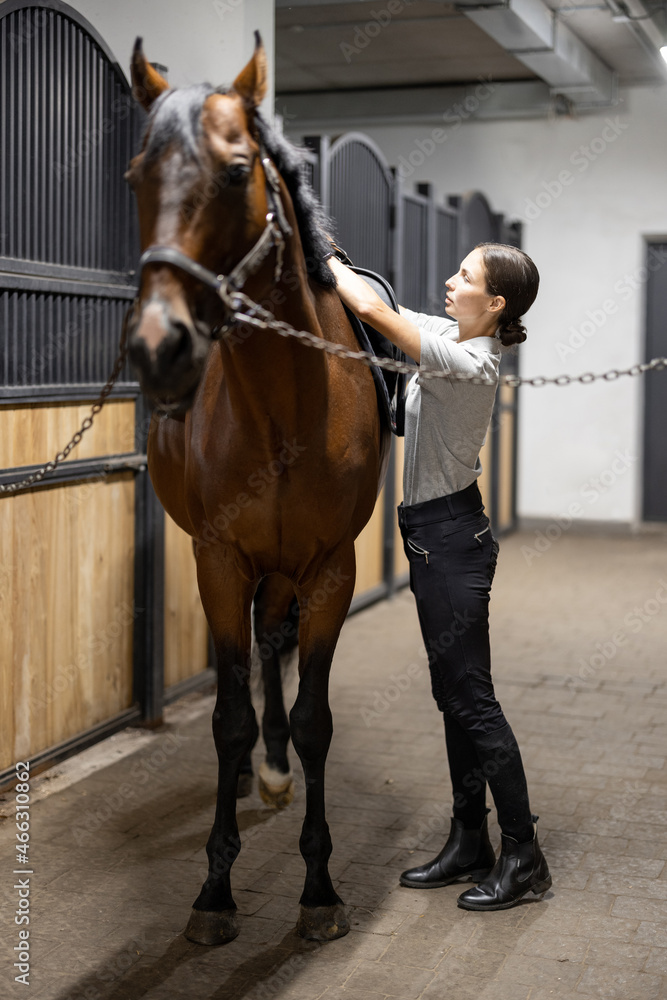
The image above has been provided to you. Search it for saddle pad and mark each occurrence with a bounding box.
[342,267,407,436]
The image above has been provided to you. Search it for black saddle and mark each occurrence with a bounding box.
[342,267,407,436]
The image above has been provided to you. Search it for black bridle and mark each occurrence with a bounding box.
[134,148,293,337]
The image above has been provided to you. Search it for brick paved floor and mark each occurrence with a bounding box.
[2,529,667,1000]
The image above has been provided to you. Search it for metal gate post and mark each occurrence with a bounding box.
[383,443,397,597]
[133,397,165,727]
[319,134,331,216]
[417,183,438,314]
[390,167,403,303]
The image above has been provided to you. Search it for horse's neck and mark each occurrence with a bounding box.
[217,245,331,432]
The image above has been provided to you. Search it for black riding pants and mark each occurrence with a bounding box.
[398,482,533,842]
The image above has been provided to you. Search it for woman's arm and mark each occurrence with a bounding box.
[328,256,422,362]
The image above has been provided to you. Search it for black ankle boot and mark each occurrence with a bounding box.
[400,814,496,889]
[457,816,551,910]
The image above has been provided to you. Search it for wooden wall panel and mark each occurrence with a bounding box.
[499,400,515,531]
[0,474,135,771]
[164,515,209,689]
[0,399,136,468]
[354,485,385,596]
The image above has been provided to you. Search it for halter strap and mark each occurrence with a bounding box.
[135,146,292,327]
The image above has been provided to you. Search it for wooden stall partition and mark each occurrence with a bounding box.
[163,515,209,691]
[497,384,517,532]
[0,399,136,467]
[0,472,135,772]
[353,483,386,602]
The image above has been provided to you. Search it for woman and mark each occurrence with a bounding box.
[328,243,551,911]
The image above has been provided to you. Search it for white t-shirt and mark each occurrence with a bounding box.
[401,309,501,506]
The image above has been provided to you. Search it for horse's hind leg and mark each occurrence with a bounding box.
[184,548,257,946]
[290,547,356,941]
[254,574,299,808]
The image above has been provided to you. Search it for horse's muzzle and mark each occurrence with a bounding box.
[127,298,208,407]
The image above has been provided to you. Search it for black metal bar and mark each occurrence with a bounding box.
[0,383,139,402]
[0,705,142,794]
[164,668,217,706]
[133,396,165,727]
[0,451,146,490]
[0,271,137,298]
[0,255,137,287]
[383,436,397,598]
[349,582,390,616]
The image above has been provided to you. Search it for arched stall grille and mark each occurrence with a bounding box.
[0,0,210,788]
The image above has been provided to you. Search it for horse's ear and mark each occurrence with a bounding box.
[131,37,170,111]
[231,31,267,111]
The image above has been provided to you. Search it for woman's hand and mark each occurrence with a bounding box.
[328,257,422,362]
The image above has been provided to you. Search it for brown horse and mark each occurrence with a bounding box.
[126,36,390,944]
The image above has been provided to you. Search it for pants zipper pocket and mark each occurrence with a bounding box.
[474,525,490,544]
[407,538,430,565]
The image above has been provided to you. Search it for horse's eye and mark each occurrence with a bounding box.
[226,162,250,185]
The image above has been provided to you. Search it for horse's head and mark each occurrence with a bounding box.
[125,34,270,411]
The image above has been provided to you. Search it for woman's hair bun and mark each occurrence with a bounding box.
[497,318,527,347]
[476,243,539,349]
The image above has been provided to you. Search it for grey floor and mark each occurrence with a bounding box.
[2,528,667,1000]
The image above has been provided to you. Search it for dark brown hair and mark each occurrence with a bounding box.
[476,243,540,347]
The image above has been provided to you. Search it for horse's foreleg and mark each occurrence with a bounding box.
[184,549,257,946]
[254,575,299,808]
[290,547,356,941]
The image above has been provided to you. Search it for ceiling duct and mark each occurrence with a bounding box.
[456,0,617,106]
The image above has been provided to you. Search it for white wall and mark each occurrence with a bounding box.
[65,0,274,113]
[331,86,667,525]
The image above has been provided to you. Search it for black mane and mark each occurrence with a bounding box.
[254,111,336,288]
[143,86,335,288]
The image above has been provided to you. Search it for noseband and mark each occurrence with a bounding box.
[134,148,293,338]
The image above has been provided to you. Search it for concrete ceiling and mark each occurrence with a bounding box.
[275,0,667,122]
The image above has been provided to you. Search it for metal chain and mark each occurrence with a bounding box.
[5,285,667,496]
[0,307,132,495]
[221,286,667,388]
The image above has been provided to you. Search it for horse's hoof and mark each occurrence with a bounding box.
[258,762,294,809]
[237,772,254,798]
[184,908,239,946]
[297,904,350,941]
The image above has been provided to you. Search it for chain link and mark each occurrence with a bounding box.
[0,307,132,496]
[4,287,667,496]
[221,287,667,388]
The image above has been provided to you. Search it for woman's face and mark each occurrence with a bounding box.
[444,248,503,326]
